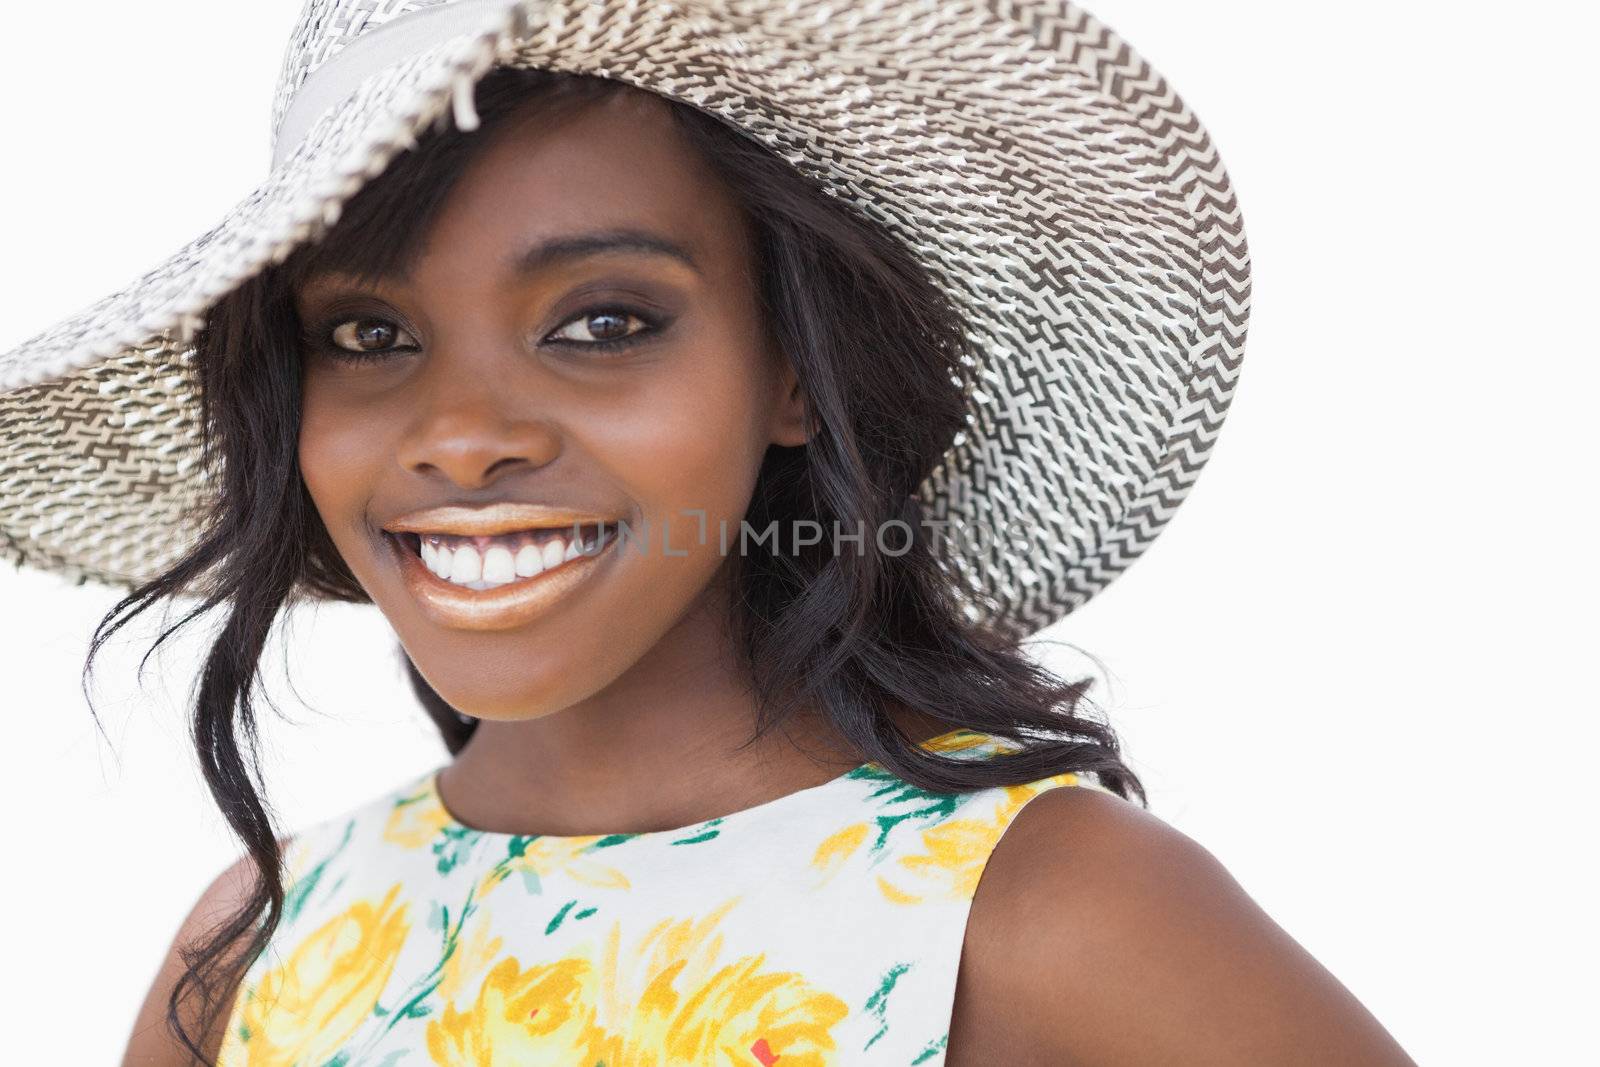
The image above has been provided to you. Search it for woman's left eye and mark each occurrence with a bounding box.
[543,307,659,351]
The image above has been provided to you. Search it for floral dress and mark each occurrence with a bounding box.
[216,727,1109,1065]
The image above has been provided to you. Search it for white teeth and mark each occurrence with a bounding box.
[448,544,482,584]
[515,542,544,577]
[415,526,610,590]
[541,538,565,570]
[482,544,515,583]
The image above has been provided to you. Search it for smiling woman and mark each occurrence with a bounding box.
[290,81,820,692]
[0,3,1417,1066]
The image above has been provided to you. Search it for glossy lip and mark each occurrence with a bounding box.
[385,524,619,632]
[385,501,619,538]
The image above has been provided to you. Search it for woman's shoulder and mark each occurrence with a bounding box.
[950,786,1418,1065]
[121,840,292,1065]
[120,769,444,1063]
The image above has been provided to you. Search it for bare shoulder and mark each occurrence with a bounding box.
[120,847,280,1067]
[948,785,1417,1067]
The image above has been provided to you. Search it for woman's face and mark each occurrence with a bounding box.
[294,89,808,720]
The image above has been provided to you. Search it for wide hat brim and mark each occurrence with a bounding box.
[0,0,1250,640]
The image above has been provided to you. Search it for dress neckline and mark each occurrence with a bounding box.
[417,726,1004,843]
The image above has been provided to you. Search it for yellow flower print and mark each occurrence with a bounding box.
[915,729,998,756]
[437,909,505,1006]
[481,834,632,897]
[875,774,1080,905]
[220,882,411,1065]
[808,821,871,890]
[385,788,454,850]
[428,898,849,1066]
[594,951,849,1066]
[426,955,601,1066]
[596,901,849,1065]
[807,730,1014,891]
[608,897,744,1021]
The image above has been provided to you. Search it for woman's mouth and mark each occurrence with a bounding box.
[384,521,619,632]
[405,523,613,590]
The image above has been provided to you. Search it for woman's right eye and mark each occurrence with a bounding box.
[321,317,420,360]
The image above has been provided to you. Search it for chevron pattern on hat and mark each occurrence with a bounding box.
[0,0,1250,639]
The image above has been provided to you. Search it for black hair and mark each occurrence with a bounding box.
[83,65,1145,1063]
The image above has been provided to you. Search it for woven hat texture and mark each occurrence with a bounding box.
[0,0,1251,640]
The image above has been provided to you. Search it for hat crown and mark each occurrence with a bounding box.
[1,0,1251,637]
[270,0,487,160]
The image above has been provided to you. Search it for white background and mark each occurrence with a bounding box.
[2,1,1594,1062]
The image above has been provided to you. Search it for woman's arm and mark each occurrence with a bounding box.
[120,853,260,1067]
[951,786,1417,1066]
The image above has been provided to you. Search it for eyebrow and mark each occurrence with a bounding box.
[301,227,702,294]
[508,228,703,280]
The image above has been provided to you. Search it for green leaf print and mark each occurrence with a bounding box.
[590,832,639,849]
[431,822,480,875]
[391,787,429,811]
[668,816,723,846]
[912,1032,950,1064]
[282,819,355,925]
[399,999,432,1020]
[546,898,576,934]
[546,899,576,934]
[848,765,963,851]
[862,961,912,1051]
[337,881,480,1063]
[545,899,602,935]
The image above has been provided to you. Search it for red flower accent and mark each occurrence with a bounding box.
[751,1037,780,1065]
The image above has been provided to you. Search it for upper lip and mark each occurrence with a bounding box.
[383,502,618,537]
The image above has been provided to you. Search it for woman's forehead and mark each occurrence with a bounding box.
[298,91,752,298]
[297,226,706,301]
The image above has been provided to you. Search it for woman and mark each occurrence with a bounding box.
[0,2,1413,1064]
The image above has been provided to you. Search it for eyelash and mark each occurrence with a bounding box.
[301,305,665,364]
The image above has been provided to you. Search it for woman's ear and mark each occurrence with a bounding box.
[769,353,811,447]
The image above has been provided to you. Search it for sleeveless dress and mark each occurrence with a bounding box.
[216,727,1111,1066]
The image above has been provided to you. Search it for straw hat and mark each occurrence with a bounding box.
[0,0,1251,640]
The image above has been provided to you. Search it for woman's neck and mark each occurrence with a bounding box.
[435,596,948,838]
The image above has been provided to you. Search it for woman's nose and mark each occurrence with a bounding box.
[395,401,562,490]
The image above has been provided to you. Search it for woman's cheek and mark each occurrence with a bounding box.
[298,411,359,515]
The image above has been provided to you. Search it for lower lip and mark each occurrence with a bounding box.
[386,531,617,632]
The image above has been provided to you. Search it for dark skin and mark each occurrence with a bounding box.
[122,90,1416,1065]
